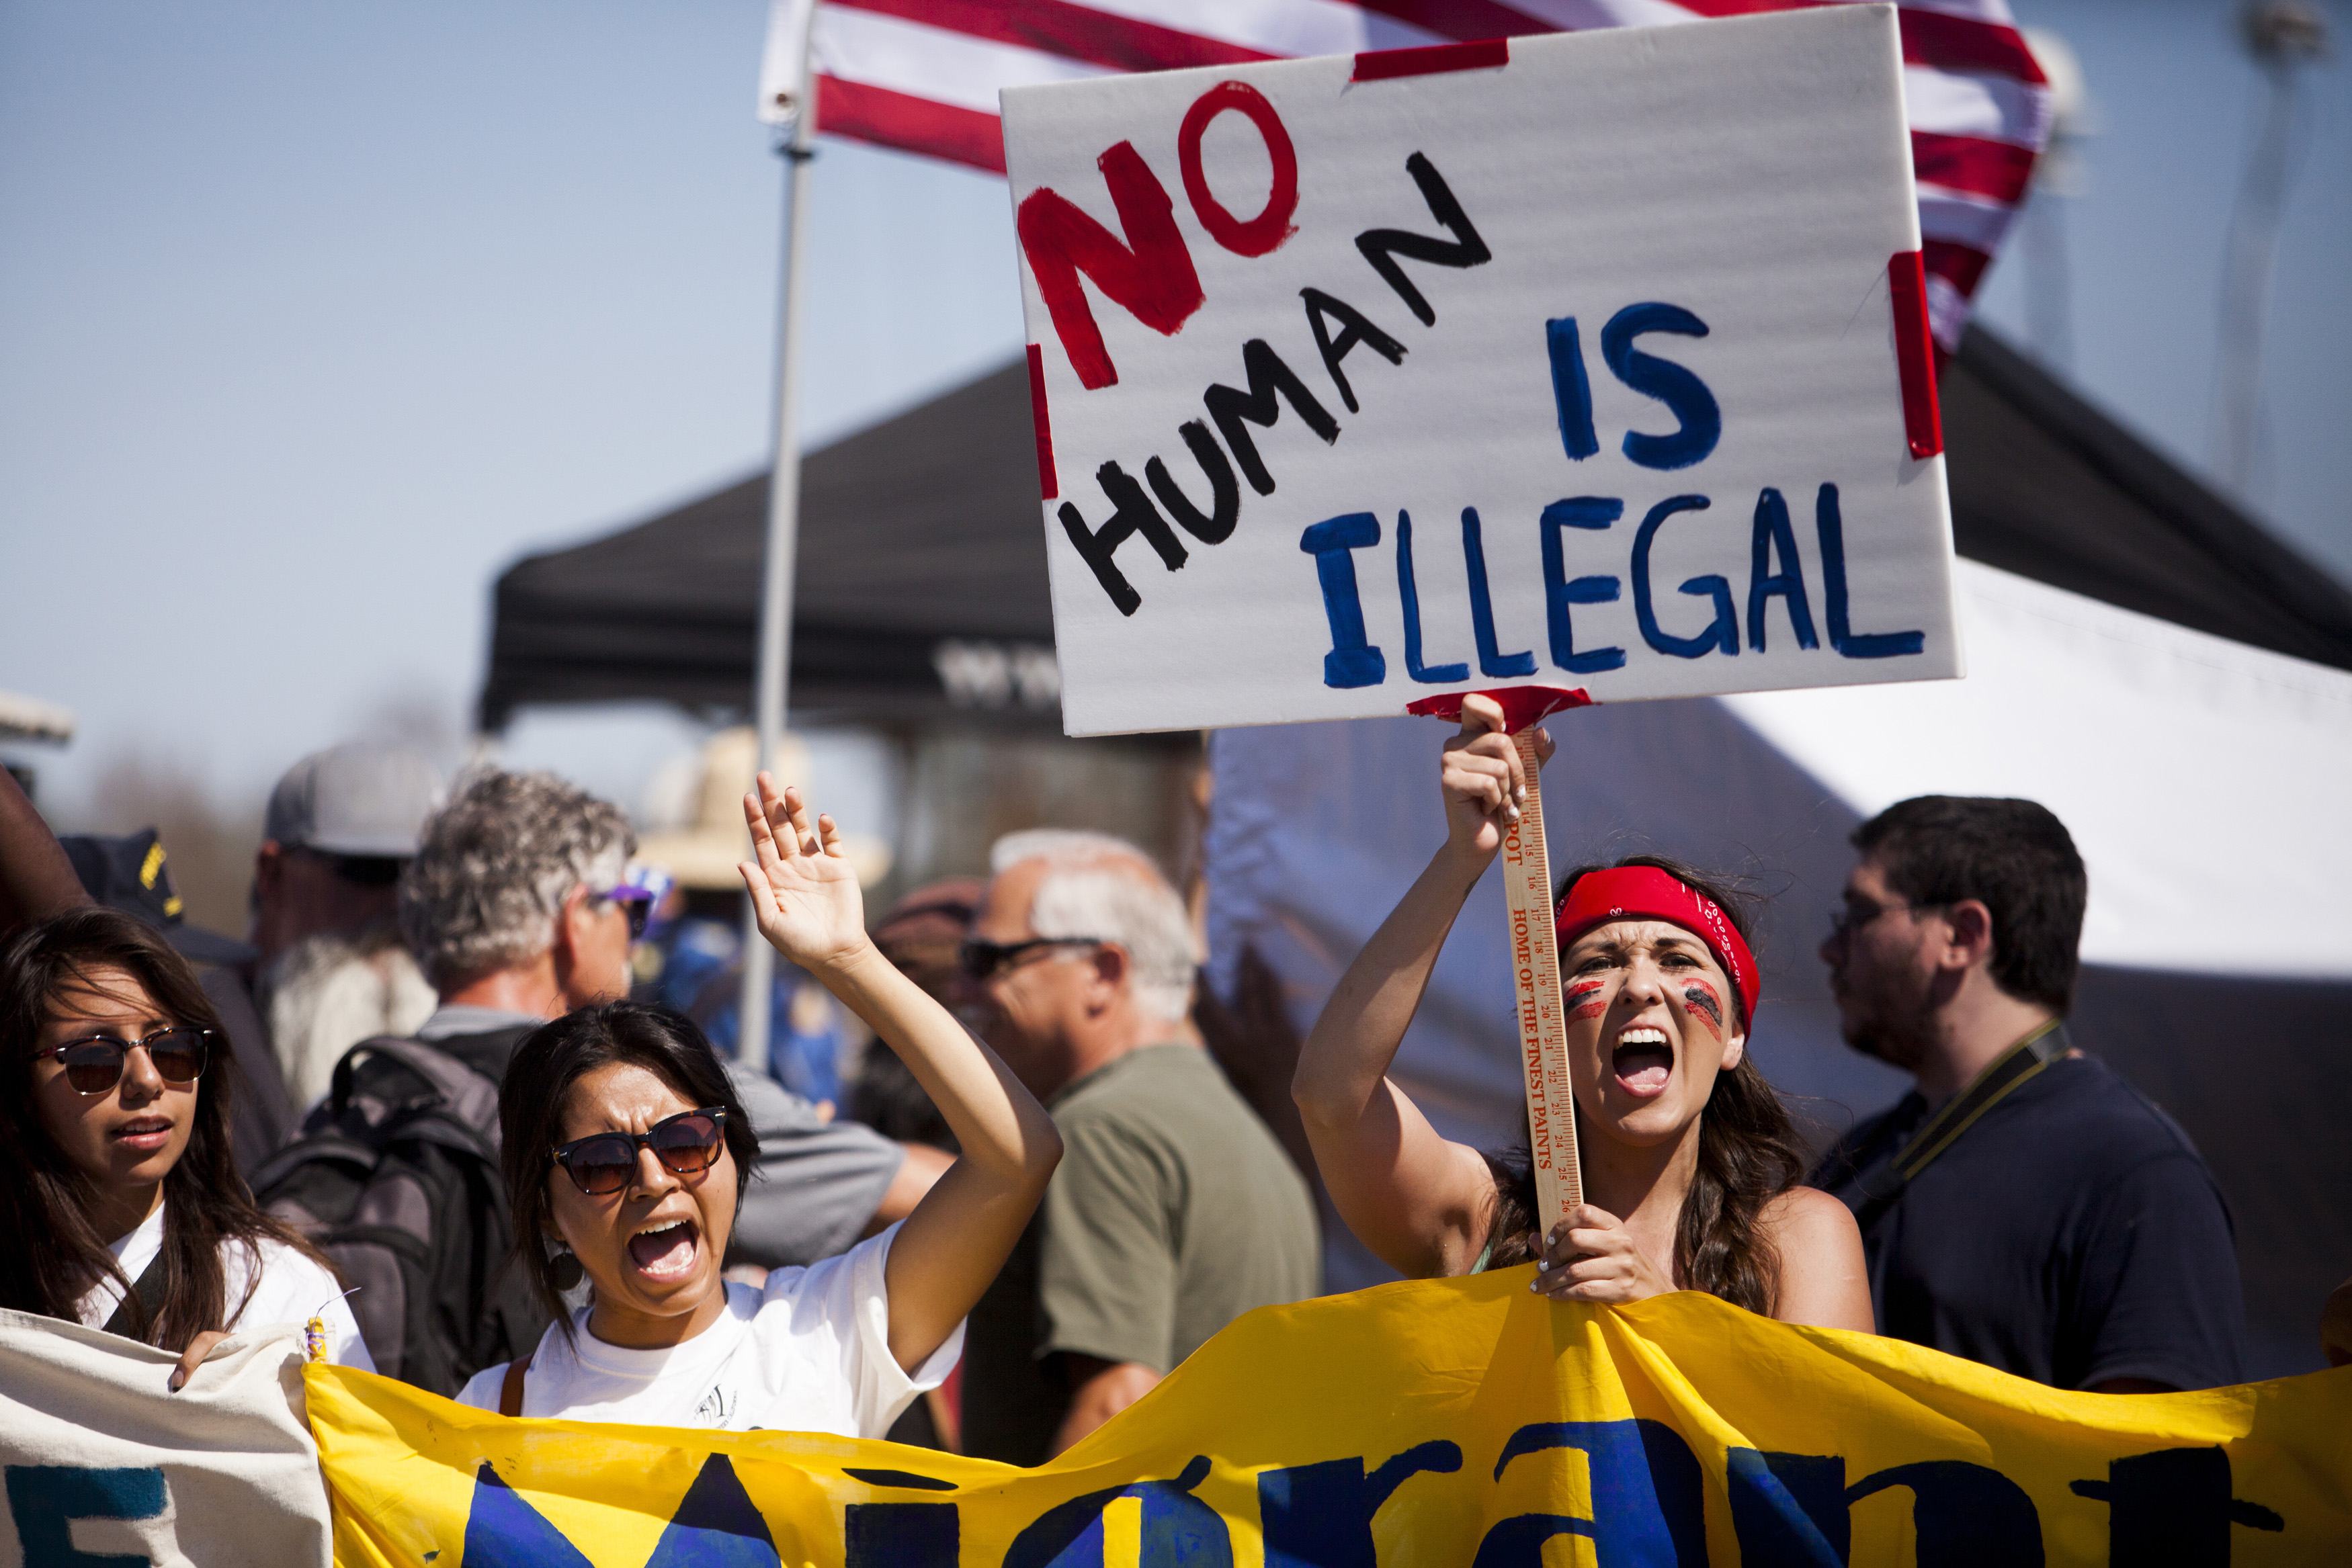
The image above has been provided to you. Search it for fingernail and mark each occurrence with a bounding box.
[168,1373,185,1393]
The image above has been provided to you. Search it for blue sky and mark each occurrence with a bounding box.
[3,0,2345,830]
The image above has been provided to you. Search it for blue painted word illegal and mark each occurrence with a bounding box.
[1302,302,1924,690]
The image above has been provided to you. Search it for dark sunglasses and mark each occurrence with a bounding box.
[1825,896,1943,945]
[550,1106,728,1195]
[33,1027,213,1096]
[958,935,1103,982]
[589,885,657,940]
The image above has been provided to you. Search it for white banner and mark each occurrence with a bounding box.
[0,1311,331,1568]
[1004,6,1963,736]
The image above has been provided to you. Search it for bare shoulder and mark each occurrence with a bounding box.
[1761,1187,1874,1332]
[1760,1184,1862,1249]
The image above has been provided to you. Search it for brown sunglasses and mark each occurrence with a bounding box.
[32,1028,213,1096]
[550,1107,728,1196]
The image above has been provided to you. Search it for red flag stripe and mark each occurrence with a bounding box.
[824,0,1275,75]
[1922,236,1994,299]
[1894,5,2046,83]
[1668,0,2045,84]
[1910,130,2035,204]
[1349,0,1560,42]
[815,74,1007,173]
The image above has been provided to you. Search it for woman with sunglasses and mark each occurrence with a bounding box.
[456,777,1062,1431]
[0,908,371,1384]
[1292,697,1872,1329]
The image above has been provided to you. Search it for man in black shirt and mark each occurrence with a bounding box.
[1810,796,2245,1392]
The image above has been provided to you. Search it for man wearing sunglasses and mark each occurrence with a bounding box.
[958,830,1318,1467]
[1809,795,2244,1394]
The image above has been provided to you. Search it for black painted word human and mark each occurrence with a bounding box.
[1017,72,1493,620]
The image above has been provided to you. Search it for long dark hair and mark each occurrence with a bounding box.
[0,907,325,1349]
[500,1002,759,1334]
[1482,856,1811,1316]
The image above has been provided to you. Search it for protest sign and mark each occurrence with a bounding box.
[0,1311,333,1568]
[1003,5,1960,739]
[308,1272,2351,1566]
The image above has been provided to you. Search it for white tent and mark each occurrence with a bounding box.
[1205,557,2352,1379]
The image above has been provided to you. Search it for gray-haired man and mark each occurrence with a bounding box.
[263,768,931,1393]
[959,830,1320,1464]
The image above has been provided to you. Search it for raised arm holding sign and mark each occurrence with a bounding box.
[1289,693,1872,1328]
[1003,7,1934,1325]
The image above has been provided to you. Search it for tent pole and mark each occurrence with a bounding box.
[739,37,820,1078]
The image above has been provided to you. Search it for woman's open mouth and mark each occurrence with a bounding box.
[1610,1027,1675,1098]
[625,1217,702,1282]
[111,1117,173,1151]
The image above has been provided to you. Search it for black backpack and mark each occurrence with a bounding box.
[253,1035,548,1397]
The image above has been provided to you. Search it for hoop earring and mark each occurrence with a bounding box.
[548,1248,584,1292]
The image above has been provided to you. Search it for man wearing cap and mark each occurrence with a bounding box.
[246,742,446,1109]
[251,741,444,968]
[1810,796,2246,1391]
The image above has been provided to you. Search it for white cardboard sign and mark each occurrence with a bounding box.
[1002,5,1962,738]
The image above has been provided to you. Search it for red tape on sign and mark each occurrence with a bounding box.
[1887,251,1943,459]
[1406,685,1592,734]
[1352,39,1509,82]
[1025,343,1058,500]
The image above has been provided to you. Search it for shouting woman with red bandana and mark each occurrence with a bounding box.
[1293,694,1872,1330]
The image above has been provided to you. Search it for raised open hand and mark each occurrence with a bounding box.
[737,772,868,971]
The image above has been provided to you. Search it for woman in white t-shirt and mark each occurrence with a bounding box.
[458,776,1063,1432]
[0,908,372,1385]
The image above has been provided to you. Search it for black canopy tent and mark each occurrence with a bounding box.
[476,327,2352,733]
[480,363,1056,732]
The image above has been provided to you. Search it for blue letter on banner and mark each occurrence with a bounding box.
[1601,303,1720,472]
[1460,508,1535,678]
[1632,495,1737,658]
[1814,483,1925,659]
[1396,511,1470,684]
[1540,496,1626,674]
[1300,513,1387,689]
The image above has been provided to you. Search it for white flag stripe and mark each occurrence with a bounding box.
[1504,0,1704,31]
[814,7,1109,116]
[1902,64,2051,147]
[1917,190,2020,253]
[1925,271,1971,349]
[1070,0,1448,58]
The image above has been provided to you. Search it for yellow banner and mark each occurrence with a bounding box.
[307,1269,2351,1566]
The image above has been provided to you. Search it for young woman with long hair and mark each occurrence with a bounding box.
[456,776,1062,1430]
[0,907,370,1385]
[1292,697,1872,1327]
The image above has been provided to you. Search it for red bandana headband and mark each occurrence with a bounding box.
[1553,865,1760,1027]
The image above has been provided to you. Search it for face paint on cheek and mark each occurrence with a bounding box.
[1679,979,1724,1039]
[1566,979,1608,1022]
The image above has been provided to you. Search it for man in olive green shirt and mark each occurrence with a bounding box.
[960,831,1319,1465]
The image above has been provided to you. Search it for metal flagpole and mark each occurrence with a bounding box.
[737,27,820,1077]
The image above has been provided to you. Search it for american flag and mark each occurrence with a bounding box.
[759,0,2048,351]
